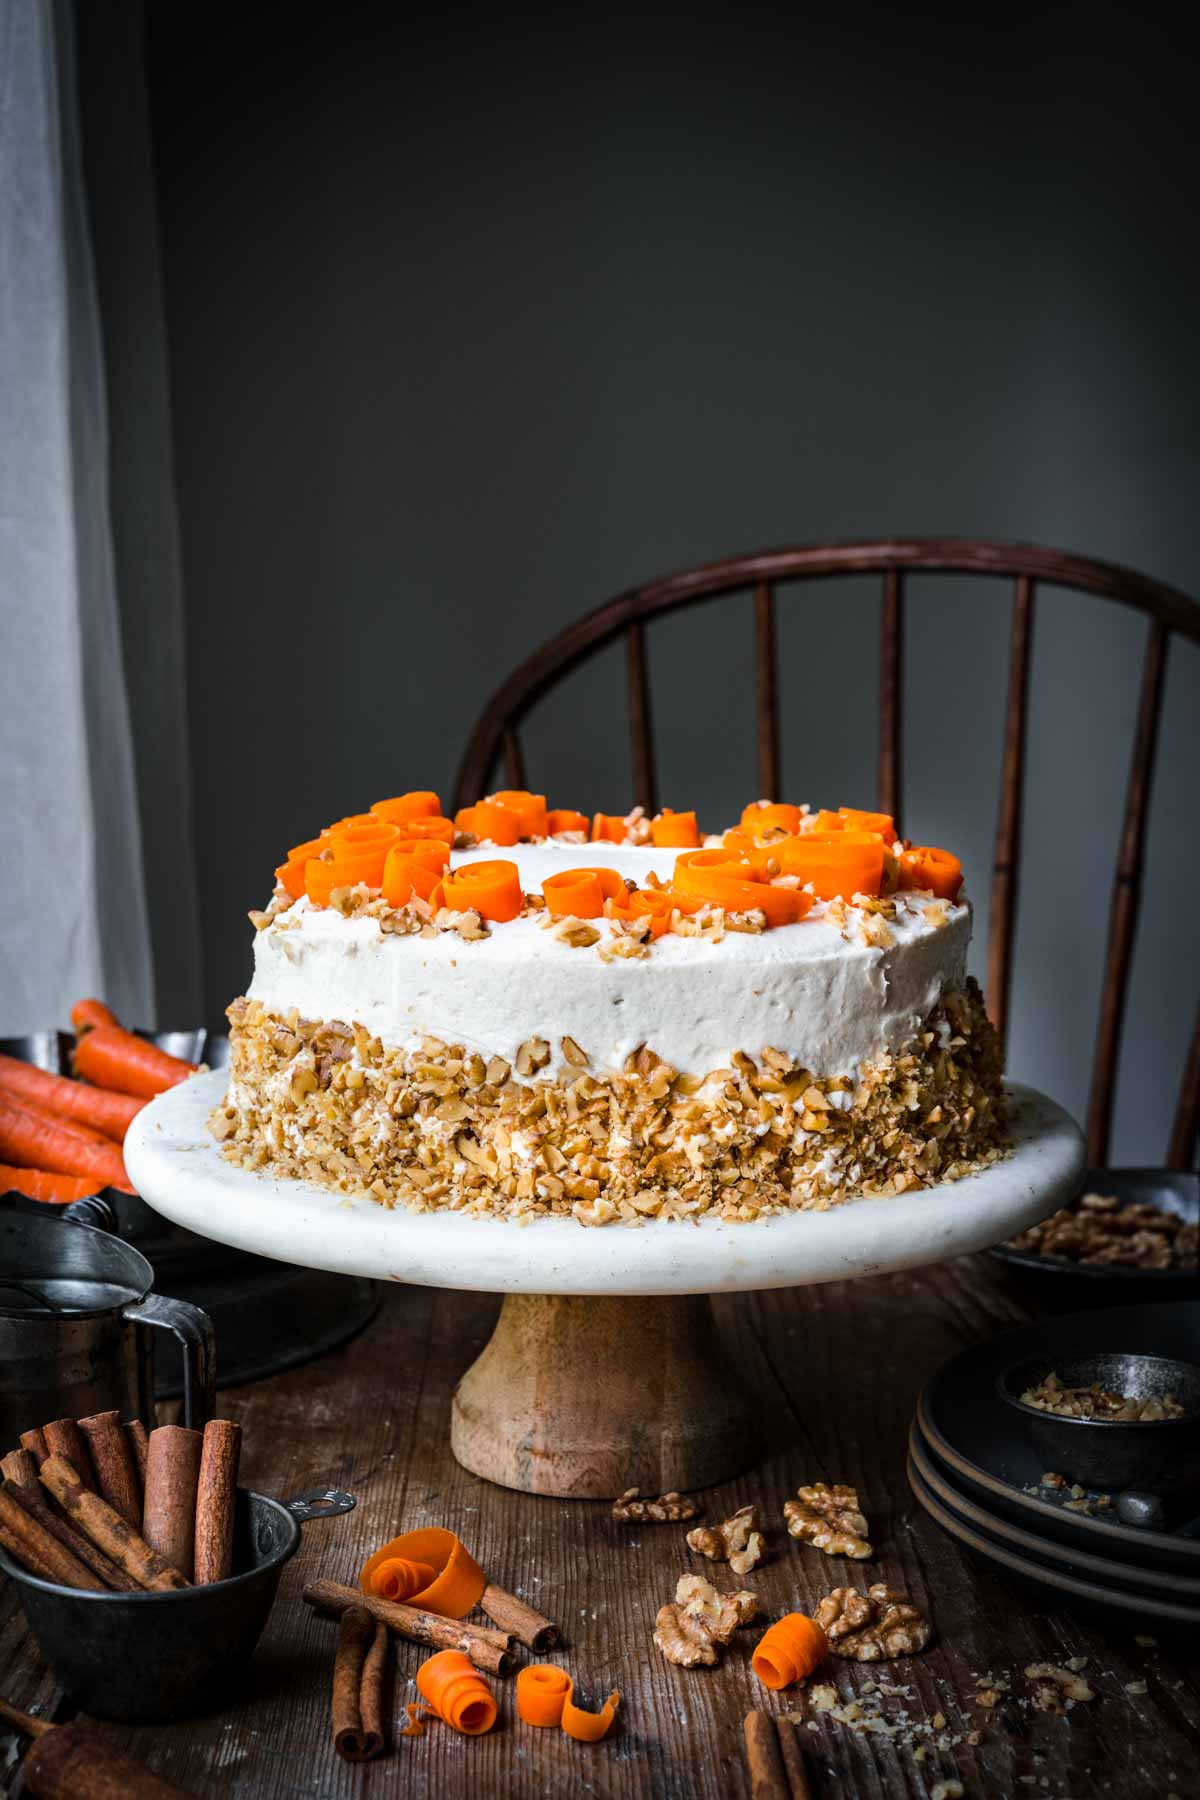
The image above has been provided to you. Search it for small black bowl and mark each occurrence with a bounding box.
[0,1485,350,1721]
[997,1351,1200,1494]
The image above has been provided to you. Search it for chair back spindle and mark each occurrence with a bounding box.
[986,575,1036,1057]
[878,569,904,833]
[755,582,780,801]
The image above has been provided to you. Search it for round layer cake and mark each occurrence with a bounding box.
[212,796,1007,1224]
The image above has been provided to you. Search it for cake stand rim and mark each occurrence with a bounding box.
[125,1071,1083,1297]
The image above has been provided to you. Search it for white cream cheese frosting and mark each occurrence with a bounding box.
[245,843,970,1080]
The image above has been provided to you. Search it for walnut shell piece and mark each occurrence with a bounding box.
[813,1583,931,1660]
[611,1487,699,1523]
[686,1504,765,1574]
[784,1482,872,1559]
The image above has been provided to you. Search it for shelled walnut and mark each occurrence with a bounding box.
[686,1504,765,1575]
[612,1488,699,1523]
[654,1576,759,1667]
[813,1583,931,1660]
[784,1482,873,1558]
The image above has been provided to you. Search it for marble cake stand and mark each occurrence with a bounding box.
[126,1072,1083,1499]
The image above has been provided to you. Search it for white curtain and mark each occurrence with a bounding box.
[0,0,154,1032]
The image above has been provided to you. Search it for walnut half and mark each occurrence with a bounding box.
[813,1583,931,1660]
[654,1577,759,1667]
[686,1504,765,1575]
[612,1488,699,1523]
[784,1482,873,1559]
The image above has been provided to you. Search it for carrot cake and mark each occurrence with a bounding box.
[211,792,1006,1224]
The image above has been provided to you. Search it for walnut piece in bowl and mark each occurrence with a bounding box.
[998,1350,1200,1494]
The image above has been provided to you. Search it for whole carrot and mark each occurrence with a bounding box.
[74,1026,196,1101]
[0,1054,143,1142]
[0,1092,132,1193]
[0,1163,99,1204]
[70,998,122,1035]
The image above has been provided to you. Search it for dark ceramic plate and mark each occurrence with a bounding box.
[907,1452,1200,1631]
[988,1168,1199,1306]
[916,1299,1200,1573]
[908,1425,1200,1599]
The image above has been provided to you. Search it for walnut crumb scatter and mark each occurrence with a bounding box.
[1024,1663,1095,1709]
[784,1482,872,1558]
[686,1505,765,1575]
[814,1584,931,1660]
[611,1488,699,1523]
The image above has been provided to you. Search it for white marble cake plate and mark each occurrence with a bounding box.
[127,1072,1083,1497]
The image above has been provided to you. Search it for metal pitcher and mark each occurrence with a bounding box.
[0,1205,214,1441]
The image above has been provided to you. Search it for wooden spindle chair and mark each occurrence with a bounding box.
[454,539,1200,1170]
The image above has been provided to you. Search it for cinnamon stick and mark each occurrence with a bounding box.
[18,1427,49,1466]
[360,1618,388,1758]
[774,1714,814,1799]
[77,1410,142,1527]
[22,1717,199,1799]
[0,1452,137,1591]
[302,1578,515,1675]
[331,1606,385,1762]
[480,1580,559,1651]
[193,1419,240,1586]
[41,1419,96,1489]
[0,1484,107,1590]
[142,1426,203,1581]
[37,1454,189,1592]
[125,1418,150,1486]
[744,1711,790,1800]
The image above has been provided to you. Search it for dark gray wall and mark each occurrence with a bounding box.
[137,4,1198,1160]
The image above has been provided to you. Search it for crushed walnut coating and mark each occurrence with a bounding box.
[1020,1372,1187,1422]
[1008,1188,1198,1271]
[813,1584,931,1660]
[686,1505,766,1575]
[784,1482,873,1559]
[212,980,1006,1226]
[612,1488,699,1523]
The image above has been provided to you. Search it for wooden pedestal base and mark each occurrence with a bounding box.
[450,1293,758,1498]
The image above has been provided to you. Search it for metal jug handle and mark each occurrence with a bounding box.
[122,1292,216,1430]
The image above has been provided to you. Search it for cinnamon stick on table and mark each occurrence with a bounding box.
[0,1484,107,1591]
[331,1606,387,1762]
[193,1419,241,1586]
[77,1409,143,1527]
[0,1451,137,1591]
[479,1580,559,1651]
[743,1711,813,1800]
[37,1454,189,1592]
[142,1426,203,1581]
[302,1579,515,1676]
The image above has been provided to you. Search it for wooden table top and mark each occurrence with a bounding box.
[3,1256,1198,1798]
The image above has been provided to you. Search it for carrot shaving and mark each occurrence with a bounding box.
[561,1681,621,1742]
[441,860,523,923]
[590,812,628,843]
[740,802,802,841]
[546,808,589,836]
[811,809,847,833]
[367,1557,437,1603]
[381,845,444,908]
[276,837,327,900]
[369,792,442,825]
[399,1701,436,1739]
[898,845,963,901]
[489,791,548,838]
[751,1612,828,1689]
[415,1651,497,1736]
[0,1163,99,1205]
[542,867,626,920]
[404,815,457,843]
[609,886,674,939]
[777,832,885,901]
[671,850,813,927]
[359,1527,486,1619]
[454,800,522,846]
[650,809,700,848]
[517,1664,571,1727]
[305,823,401,905]
[839,806,897,844]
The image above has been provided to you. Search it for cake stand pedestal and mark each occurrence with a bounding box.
[126,1075,1083,1498]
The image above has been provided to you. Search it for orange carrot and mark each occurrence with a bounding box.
[490,791,548,838]
[546,808,589,836]
[276,836,328,900]
[0,1054,143,1142]
[74,1027,196,1102]
[810,808,847,833]
[381,845,442,908]
[70,999,121,1036]
[0,1091,132,1192]
[404,816,457,843]
[650,809,700,848]
[441,861,523,923]
[0,1163,99,1205]
[359,1526,485,1619]
[609,886,674,939]
[517,1664,571,1727]
[591,812,628,843]
[898,845,963,901]
[542,867,626,920]
[777,831,886,901]
[561,1681,621,1742]
[751,1613,828,1689]
[415,1651,497,1736]
[672,850,813,927]
[305,823,401,905]
[369,792,442,826]
[454,801,521,846]
[839,806,897,844]
[740,802,802,841]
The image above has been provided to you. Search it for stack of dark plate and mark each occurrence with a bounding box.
[909,1299,1200,1632]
